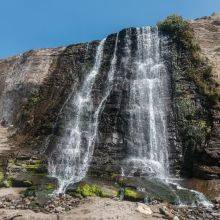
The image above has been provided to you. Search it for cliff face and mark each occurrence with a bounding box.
[0,42,100,187]
[189,13,220,178]
[0,48,65,125]
[0,14,219,189]
[190,13,220,81]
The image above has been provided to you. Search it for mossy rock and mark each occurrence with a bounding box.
[68,183,110,198]
[100,186,118,198]
[22,180,56,199]
[25,164,41,172]
[115,177,180,204]
[112,175,134,187]
[22,186,37,197]
[0,180,12,188]
[24,160,47,174]
[22,182,56,198]
[0,171,4,182]
[11,178,33,187]
[123,187,145,202]
[76,183,104,197]
[44,183,56,191]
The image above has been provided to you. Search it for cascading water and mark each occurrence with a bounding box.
[47,26,212,207]
[49,35,119,194]
[48,39,106,193]
[125,27,169,178]
[122,27,212,207]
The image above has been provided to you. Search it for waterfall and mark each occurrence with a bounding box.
[48,39,106,193]
[49,35,118,193]
[47,26,212,207]
[124,27,169,178]
[122,27,212,207]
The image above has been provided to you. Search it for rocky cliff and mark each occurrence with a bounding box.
[189,13,220,178]
[0,48,65,124]
[0,14,219,191]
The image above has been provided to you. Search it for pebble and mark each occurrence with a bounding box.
[55,206,63,213]
[159,206,175,219]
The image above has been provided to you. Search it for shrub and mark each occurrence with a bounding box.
[158,15,199,51]
[158,15,219,105]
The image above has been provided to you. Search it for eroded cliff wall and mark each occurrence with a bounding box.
[189,13,220,178]
[0,14,219,189]
[0,48,65,125]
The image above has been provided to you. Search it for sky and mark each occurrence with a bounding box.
[0,0,220,58]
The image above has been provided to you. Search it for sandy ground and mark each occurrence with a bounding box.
[0,197,165,220]
[0,188,26,198]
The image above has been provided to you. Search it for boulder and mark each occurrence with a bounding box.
[136,203,153,216]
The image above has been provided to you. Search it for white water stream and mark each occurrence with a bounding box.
[49,35,118,193]
[48,39,106,193]
[125,27,169,178]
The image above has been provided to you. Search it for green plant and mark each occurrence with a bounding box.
[158,15,219,105]
[158,14,199,51]
[22,186,37,197]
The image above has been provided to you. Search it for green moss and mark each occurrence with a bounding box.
[31,160,41,165]
[22,183,56,198]
[45,183,56,191]
[2,179,12,188]
[123,188,144,202]
[23,160,47,174]
[25,164,41,172]
[103,190,117,198]
[74,183,104,198]
[124,188,138,198]
[0,172,4,182]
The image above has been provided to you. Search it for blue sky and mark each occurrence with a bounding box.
[0,0,220,58]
